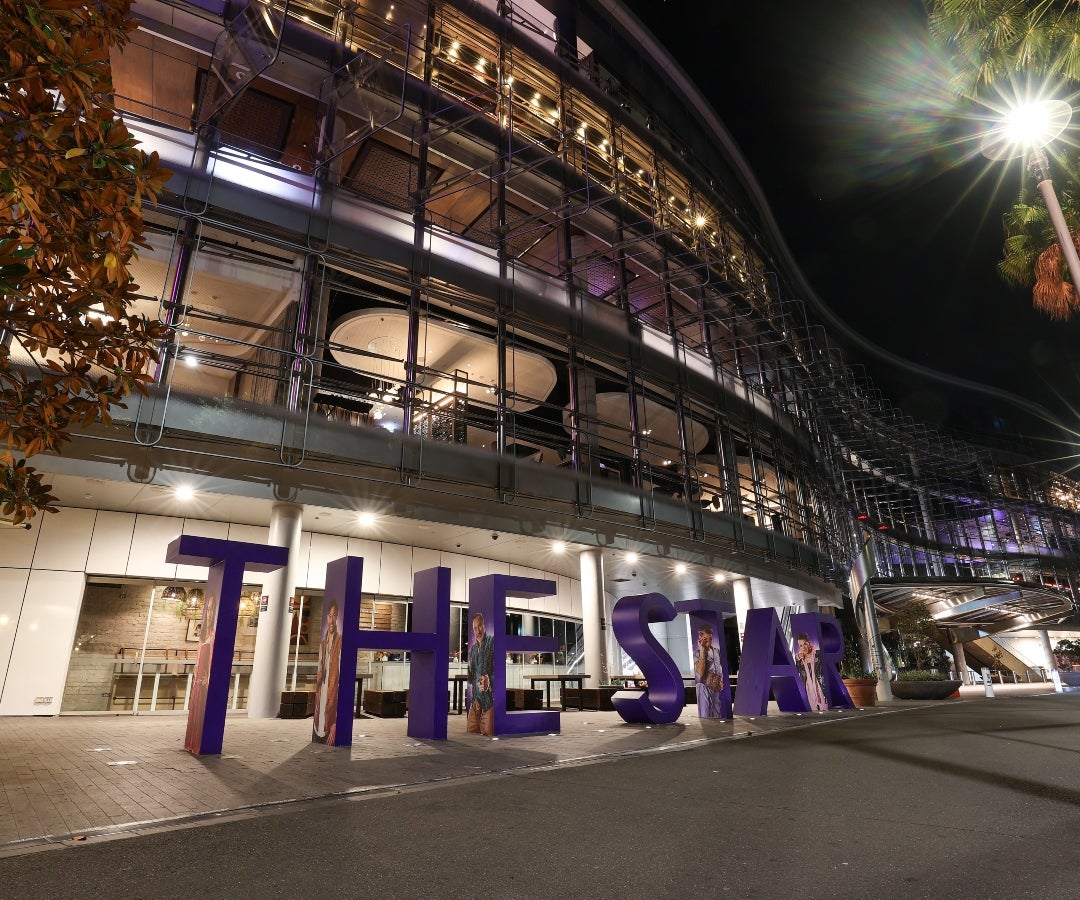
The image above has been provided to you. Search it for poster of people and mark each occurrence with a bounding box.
[183,591,218,754]
[692,624,726,718]
[312,599,342,744]
[467,612,494,736]
[794,631,828,712]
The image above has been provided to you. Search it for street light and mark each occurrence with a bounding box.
[982,98,1080,304]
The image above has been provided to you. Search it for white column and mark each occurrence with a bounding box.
[1039,630,1057,676]
[860,586,893,702]
[580,549,607,687]
[732,578,754,646]
[248,502,304,718]
[521,613,535,636]
[951,633,969,685]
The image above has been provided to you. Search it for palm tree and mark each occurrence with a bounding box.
[998,146,1080,317]
[926,0,1080,97]
[927,1,1080,316]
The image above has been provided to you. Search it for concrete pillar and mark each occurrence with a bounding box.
[1039,630,1057,676]
[580,549,607,687]
[248,503,304,718]
[951,633,969,685]
[860,586,893,702]
[732,578,754,646]
[521,613,535,637]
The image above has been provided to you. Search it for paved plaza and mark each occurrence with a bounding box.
[0,683,1055,856]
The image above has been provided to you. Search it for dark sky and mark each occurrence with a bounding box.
[621,0,1080,457]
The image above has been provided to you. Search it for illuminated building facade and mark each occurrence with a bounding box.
[1,0,1077,715]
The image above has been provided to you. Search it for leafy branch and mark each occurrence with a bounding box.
[1,0,171,522]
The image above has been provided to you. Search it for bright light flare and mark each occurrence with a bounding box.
[1005,102,1060,146]
[981,96,1073,161]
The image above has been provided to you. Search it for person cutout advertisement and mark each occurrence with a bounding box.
[313,599,342,744]
[467,612,494,736]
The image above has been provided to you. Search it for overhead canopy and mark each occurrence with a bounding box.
[869,578,1073,635]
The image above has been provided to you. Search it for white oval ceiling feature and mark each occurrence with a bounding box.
[330,309,557,411]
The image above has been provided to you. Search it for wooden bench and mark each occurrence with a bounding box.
[109,673,182,711]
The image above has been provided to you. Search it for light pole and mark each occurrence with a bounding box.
[982,98,1080,303]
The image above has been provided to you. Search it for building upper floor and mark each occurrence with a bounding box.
[8,0,1080,623]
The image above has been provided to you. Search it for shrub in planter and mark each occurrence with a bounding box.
[891,670,961,699]
[896,670,949,681]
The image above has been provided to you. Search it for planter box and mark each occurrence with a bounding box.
[891,680,961,700]
[842,678,877,707]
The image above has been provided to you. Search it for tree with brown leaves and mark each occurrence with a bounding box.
[1,0,170,522]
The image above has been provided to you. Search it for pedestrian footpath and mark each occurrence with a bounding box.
[0,683,1054,855]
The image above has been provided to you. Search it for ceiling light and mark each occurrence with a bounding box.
[552,541,566,554]
[625,552,639,564]
[357,511,376,527]
[674,562,687,575]
[175,485,195,501]
[713,573,726,583]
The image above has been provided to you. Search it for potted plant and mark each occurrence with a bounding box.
[882,598,960,699]
[839,628,877,707]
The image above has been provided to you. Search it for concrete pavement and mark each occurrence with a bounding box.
[0,684,1077,899]
[0,683,1055,855]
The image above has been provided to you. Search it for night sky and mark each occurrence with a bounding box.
[621,0,1080,459]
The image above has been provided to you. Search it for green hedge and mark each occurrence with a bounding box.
[896,670,950,682]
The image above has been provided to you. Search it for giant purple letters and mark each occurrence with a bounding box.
[166,540,856,755]
[164,535,289,755]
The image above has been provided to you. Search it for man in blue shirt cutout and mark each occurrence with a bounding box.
[467,613,495,735]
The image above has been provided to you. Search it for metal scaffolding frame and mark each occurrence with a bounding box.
[97,0,1080,623]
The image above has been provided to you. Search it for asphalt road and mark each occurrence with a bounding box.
[3,695,1079,899]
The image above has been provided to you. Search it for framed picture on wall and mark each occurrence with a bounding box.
[186,619,202,642]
